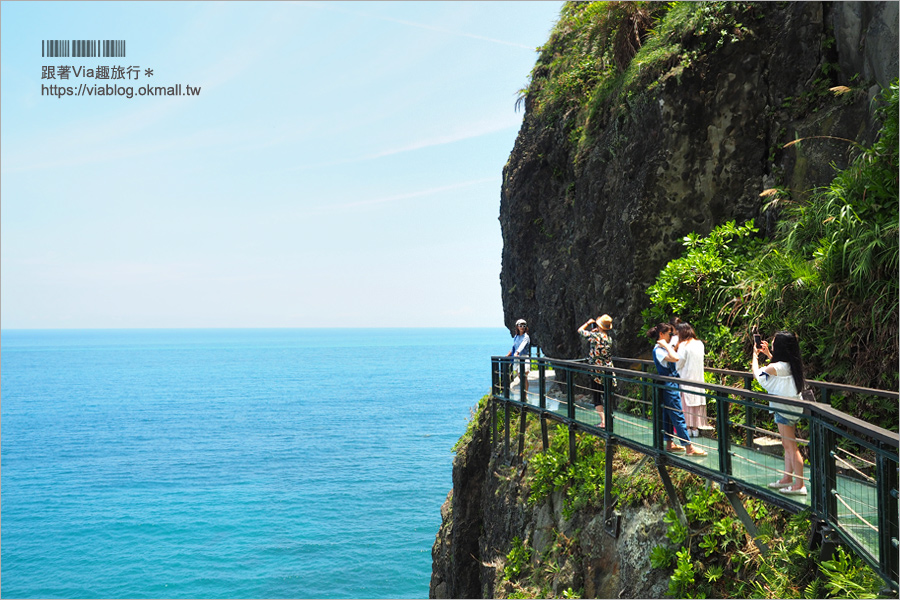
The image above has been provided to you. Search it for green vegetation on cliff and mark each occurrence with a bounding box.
[643,82,899,430]
[520,2,759,150]
[484,413,886,599]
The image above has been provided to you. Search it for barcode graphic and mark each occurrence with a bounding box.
[42,40,126,58]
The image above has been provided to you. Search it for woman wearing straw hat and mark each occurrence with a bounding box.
[577,314,614,428]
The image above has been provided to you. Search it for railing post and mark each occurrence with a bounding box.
[503,359,511,463]
[641,364,649,419]
[876,444,899,585]
[603,370,612,435]
[651,383,662,451]
[717,394,731,476]
[501,358,510,400]
[566,368,576,464]
[518,360,527,458]
[490,359,498,446]
[519,359,527,405]
[539,362,548,452]
[491,358,499,397]
[822,426,838,527]
[809,421,824,517]
[743,375,754,448]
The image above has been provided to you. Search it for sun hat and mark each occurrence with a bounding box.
[597,314,613,330]
[515,318,527,326]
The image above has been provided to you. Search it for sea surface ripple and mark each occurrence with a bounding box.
[1,328,506,598]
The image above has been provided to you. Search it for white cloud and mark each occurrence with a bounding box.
[305,1,535,49]
[286,114,521,173]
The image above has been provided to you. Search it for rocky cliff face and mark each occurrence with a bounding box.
[431,4,898,598]
[499,1,898,360]
[429,409,671,599]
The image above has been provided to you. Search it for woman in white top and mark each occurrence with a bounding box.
[675,322,706,438]
[752,331,807,495]
[507,319,531,395]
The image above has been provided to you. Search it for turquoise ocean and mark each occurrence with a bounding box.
[1,328,507,598]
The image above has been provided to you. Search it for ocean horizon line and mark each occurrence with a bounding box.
[1,325,508,332]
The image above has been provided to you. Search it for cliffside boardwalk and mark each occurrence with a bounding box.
[490,355,899,591]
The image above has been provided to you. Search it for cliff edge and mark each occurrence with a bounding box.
[430,402,672,599]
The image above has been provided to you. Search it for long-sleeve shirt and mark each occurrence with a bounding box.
[510,333,530,358]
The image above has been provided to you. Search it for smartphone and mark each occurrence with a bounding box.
[753,332,762,349]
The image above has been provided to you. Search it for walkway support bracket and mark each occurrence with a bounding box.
[539,365,549,452]
[723,482,769,556]
[604,440,621,538]
[657,460,688,530]
[517,401,527,462]
[490,397,496,447]
[566,369,576,464]
[490,361,498,446]
[808,520,840,564]
[504,402,511,463]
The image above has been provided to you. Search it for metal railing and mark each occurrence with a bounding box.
[490,354,899,590]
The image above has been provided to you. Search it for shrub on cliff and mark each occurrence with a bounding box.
[642,82,899,429]
[518,1,757,146]
[649,473,884,599]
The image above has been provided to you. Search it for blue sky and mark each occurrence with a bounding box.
[1,1,562,328]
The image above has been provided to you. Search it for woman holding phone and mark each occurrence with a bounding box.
[648,323,706,456]
[577,314,614,428]
[752,331,807,495]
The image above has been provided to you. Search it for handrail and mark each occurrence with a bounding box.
[536,356,899,448]
[489,354,900,590]
[610,356,898,400]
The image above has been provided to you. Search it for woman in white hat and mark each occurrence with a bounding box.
[577,314,613,428]
[507,319,531,395]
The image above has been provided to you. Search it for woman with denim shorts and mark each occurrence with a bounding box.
[752,331,806,495]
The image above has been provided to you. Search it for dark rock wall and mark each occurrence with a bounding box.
[430,415,491,599]
[833,1,899,91]
[499,1,899,360]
